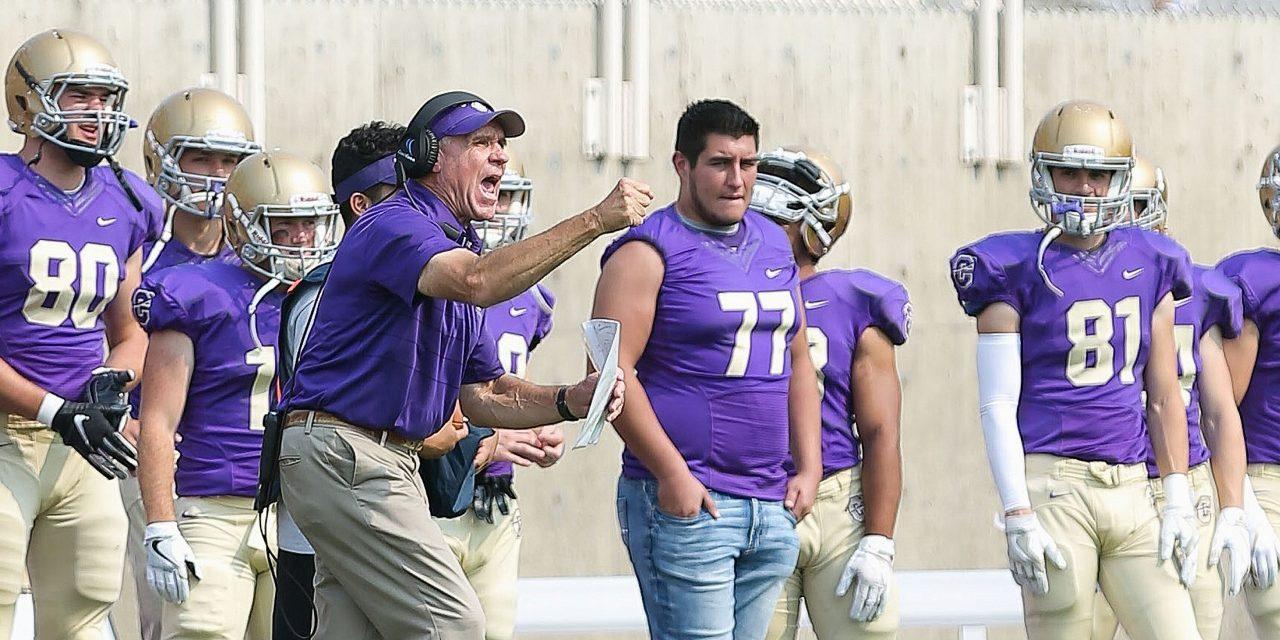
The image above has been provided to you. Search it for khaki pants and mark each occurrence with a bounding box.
[437,499,522,640]
[279,420,484,640]
[1091,462,1222,640]
[1022,454,1198,640]
[765,467,898,640]
[1246,463,1280,639]
[111,474,162,640]
[0,417,127,639]
[160,496,274,640]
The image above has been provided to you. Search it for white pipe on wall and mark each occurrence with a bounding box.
[240,0,266,144]
[1001,0,1024,164]
[211,0,238,97]
[978,0,1000,164]
[625,0,650,160]
[602,0,624,159]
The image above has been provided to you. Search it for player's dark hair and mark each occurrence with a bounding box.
[675,99,759,166]
[331,121,406,223]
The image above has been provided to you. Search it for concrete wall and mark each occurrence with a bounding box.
[6,1,1279,637]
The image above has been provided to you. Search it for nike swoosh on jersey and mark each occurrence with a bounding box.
[96,217,117,226]
[765,268,784,278]
[804,299,829,310]
[509,307,528,317]
[1122,268,1144,280]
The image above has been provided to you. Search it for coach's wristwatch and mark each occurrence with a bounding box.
[555,386,580,421]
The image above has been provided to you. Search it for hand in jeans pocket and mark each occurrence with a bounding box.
[657,470,720,520]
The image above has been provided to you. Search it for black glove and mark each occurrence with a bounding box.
[50,401,137,480]
[85,367,134,430]
[472,475,517,524]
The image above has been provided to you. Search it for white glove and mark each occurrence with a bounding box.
[1003,512,1067,596]
[835,534,894,622]
[1208,507,1250,596]
[145,521,201,604]
[1159,473,1201,588]
[1244,477,1280,589]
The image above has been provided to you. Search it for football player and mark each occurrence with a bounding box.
[752,148,908,639]
[113,86,260,640]
[593,99,823,639]
[134,151,341,640]
[437,150,564,640]
[1090,158,1250,640]
[0,28,155,639]
[949,100,1201,639]
[1219,144,1280,638]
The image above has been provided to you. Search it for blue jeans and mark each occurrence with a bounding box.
[616,476,800,640]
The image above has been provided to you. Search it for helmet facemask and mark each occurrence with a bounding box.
[1030,149,1134,237]
[13,62,131,167]
[225,193,342,282]
[1258,150,1280,238]
[474,169,533,253]
[148,130,260,219]
[751,149,849,255]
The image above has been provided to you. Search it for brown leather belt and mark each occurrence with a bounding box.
[284,410,423,453]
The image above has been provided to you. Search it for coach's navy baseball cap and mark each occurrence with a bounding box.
[430,101,525,139]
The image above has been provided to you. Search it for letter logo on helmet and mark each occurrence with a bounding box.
[1029,100,1135,237]
[5,29,132,167]
[144,88,261,219]
[1258,144,1280,238]
[473,149,533,253]
[751,147,852,259]
[221,151,343,282]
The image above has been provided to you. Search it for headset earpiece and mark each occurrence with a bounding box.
[396,90,492,181]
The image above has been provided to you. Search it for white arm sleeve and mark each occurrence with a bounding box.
[977,333,1030,513]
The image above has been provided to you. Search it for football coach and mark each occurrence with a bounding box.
[275,91,650,639]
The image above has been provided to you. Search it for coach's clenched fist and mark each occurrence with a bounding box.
[589,178,653,233]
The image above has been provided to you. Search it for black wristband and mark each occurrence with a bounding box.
[555,386,579,421]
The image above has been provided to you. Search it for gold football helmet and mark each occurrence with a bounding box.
[1130,157,1168,231]
[1029,100,1134,236]
[5,29,131,166]
[1258,144,1280,238]
[144,88,260,218]
[222,151,342,282]
[750,147,852,259]
[474,149,533,252]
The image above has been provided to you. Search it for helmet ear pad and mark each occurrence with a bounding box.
[396,90,489,181]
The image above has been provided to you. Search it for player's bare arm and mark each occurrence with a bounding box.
[458,370,623,430]
[137,329,194,524]
[785,305,822,520]
[593,239,719,519]
[1199,326,1246,509]
[0,357,49,419]
[851,326,904,538]
[102,248,147,388]
[1223,319,1260,405]
[1146,292,1191,477]
[419,178,653,307]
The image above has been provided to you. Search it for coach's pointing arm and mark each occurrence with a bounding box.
[419,177,652,307]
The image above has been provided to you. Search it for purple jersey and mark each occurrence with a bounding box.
[950,227,1193,464]
[129,235,239,417]
[131,261,281,497]
[1218,249,1280,463]
[481,284,555,478]
[280,181,505,440]
[1144,264,1243,476]
[0,154,150,400]
[601,205,801,500]
[796,269,910,477]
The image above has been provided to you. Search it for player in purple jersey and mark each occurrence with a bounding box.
[134,151,341,640]
[110,87,260,640]
[950,101,1201,639]
[276,92,634,639]
[750,148,908,639]
[437,152,565,640]
[0,29,156,639]
[1219,144,1280,637]
[1092,158,1250,640]
[594,100,823,639]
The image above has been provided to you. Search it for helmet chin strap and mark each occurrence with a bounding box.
[247,274,283,350]
[1036,225,1065,297]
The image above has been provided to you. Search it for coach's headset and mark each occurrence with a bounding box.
[395,90,493,182]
